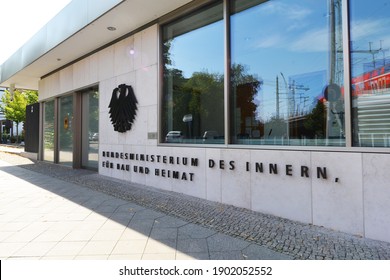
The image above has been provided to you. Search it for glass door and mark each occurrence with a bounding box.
[58,95,74,166]
[81,87,99,170]
[43,100,55,162]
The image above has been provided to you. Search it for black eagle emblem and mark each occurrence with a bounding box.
[108,84,138,133]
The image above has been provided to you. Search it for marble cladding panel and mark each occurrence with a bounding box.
[73,58,90,89]
[205,149,222,203]
[114,36,135,77]
[89,53,99,84]
[59,66,74,94]
[73,53,99,89]
[362,153,390,243]
[136,65,158,107]
[138,25,158,69]
[98,47,115,81]
[124,106,148,146]
[39,72,60,101]
[38,79,48,101]
[250,150,312,224]
[170,147,206,200]
[311,152,364,236]
[115,71,136,89]
[147,105,158,145]
[219,149,251,209]
[133,31,142,71]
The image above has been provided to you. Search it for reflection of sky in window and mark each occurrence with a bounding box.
[167,20,224,79]
[350,0,390,76]
[231,0,337,120]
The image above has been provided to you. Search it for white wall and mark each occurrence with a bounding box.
[39,24,390,243]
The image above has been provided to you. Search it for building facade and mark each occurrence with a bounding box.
[1,0,390,243]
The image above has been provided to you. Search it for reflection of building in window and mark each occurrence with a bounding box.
[234,82,262,139]
[351,59,390,147]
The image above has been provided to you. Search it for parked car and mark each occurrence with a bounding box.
[165,131,183,143]
[89,132,99,141]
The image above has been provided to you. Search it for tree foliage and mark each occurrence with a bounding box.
[304,100,326,138]
[0,89,38,140]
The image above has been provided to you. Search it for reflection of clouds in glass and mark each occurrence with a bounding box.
[252,27,329,53]
[351,19,390,49]
[254,35,283,49]
[260,1,312,21]
[290,27,329,52]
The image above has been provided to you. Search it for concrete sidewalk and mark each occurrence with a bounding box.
[1,149,390,260]
[0,156,289,260]
[0,144,24,155]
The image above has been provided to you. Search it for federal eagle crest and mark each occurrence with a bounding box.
[108,84,138,133]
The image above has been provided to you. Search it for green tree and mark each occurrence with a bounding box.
[0,89,38,142]
[304,100,326,138]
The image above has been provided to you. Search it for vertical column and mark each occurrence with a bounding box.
[73,91,82,169]
[342,0,352,147]
[54,98,59,164]
[224,0,231,145]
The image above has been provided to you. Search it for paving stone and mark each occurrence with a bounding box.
[242,244,293,260]
[177,238,209,253]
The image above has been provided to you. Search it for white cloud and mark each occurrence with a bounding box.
[260,1,312,21]
[350,18,390,51]
[290,27,330,53]
[254,35,283,49]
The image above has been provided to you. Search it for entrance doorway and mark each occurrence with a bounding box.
[81,87,99,170]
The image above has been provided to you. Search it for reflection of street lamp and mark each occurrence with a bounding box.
[183,114,193,138]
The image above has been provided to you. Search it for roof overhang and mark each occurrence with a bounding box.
[0,0,193,90]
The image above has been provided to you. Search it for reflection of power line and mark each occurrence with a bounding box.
[351,41,389,69]
[277,73,310,117]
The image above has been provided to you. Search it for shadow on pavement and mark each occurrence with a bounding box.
[0,155,290,260]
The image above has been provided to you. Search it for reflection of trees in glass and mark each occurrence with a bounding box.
[163,37,225,139]
[183,71,224,137]
[163,36,263,141]
[44,101,55,150]
[163,63,263,140]
[231,64,263,138]
[89,90,99,134]
[163,68,224,139]
[304,100,326,138]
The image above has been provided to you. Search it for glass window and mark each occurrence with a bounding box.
[58,95,73,166]
[161,2,225,144]
[350,0,390,147]
[81,88,99,170]
[43,100,55,162]
[230,0,345,146]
